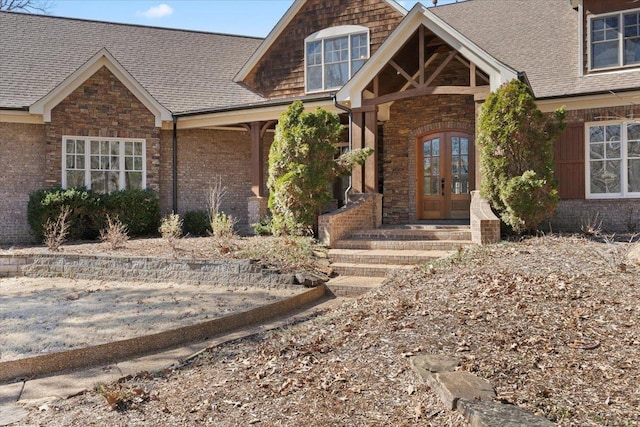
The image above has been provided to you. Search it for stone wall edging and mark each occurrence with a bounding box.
[0,254,295,285]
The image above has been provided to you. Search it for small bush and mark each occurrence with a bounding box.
[182,210,212,237]
[500,171,559,234]
[28,188,160,243]
[102,189,160,237]
[28,188,100,241]
[252,216,273,236]
[44,206,71,251]
[100,214,129,250]
[211,212,237,239]
[159,213,182,249]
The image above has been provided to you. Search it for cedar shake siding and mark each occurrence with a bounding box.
[45,66,161,192]
[0,123,46,243]
[242,0,404,99]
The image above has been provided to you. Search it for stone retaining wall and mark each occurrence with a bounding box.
[0,254,295,286]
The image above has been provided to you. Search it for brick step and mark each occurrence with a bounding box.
[325,276,386,298]
[329,262,415,278]
[328,249,451,265]
[334,239,471,251]
[348,228,471,241]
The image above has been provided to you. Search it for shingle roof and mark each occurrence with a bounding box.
[0,11,265,113]
[432,0,640,99]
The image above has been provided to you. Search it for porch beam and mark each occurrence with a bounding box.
[424,50,457,87]
[390,60,419,89]
[362,85,490,106]
[250,121,265,197]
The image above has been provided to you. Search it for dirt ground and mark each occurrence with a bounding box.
[10,235,640,426]
[0,277,303,362]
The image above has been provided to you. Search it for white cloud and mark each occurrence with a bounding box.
[138,4,174,19]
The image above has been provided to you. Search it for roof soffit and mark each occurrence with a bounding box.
[233,0,408,83]
[29,48,172,126]
[337,4,519,107]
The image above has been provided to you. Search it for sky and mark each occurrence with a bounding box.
[49,0,460,38]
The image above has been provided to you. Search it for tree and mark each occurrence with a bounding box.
[0,0,53,13]
[478,79,566,234]
[267,101,372,236]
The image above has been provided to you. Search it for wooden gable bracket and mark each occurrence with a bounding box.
[362,36,491,107]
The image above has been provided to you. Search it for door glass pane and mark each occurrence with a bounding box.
[422,138,440,195]
[450,136,470,195]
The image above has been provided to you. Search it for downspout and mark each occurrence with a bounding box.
[172,116,178,213]
[332,94,353,205]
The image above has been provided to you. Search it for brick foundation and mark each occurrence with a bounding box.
[546,199,640,234]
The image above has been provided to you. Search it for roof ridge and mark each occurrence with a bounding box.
[0,10,264,40]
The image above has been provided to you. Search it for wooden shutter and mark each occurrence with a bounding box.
[554,123,585,199]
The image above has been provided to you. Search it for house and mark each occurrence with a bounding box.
[1,0,639,245]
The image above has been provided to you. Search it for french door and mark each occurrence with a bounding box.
[417,131,474,219]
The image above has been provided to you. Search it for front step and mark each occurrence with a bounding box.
[348,227,471,241]
[327,224,473,296]
[330,262,414,277]
[334,239,468,251]
[326,276,386,297]
[328,249,451,265]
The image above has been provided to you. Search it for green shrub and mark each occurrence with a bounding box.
[183,210,211,237]
[102,189,160,236]
[252,216,273,236]
[28,188,160,242]
[27,188,101,241]
[478,79,565,234]
[267,101,372,236]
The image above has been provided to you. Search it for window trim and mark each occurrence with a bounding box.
[62,136,147,192]
[585,120,640,199]
[587,7,640,72]
[304,25,370,94]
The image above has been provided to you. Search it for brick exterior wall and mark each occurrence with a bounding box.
[380,94,476,224]
[242,0,404,99]
[159,129,275,233]
[0,123,46,244]
[45,66,161,192]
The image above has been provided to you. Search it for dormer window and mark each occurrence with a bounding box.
[590,9,640,70]
[305,25,370,92]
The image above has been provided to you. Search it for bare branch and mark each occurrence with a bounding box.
[0,0,54,13]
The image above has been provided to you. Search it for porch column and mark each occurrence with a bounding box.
[248,121,268,228]
[351,111,364,193]
[364,107,378,193]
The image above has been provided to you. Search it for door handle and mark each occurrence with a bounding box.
[441,178,445,196]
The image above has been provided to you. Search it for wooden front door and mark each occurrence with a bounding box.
[417,131,474,219]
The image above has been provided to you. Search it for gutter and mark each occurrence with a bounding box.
[174,94,334,118]
[332,94,353,206]
[172,116,178,213]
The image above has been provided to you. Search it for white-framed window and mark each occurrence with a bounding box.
[305,25,370,93]
[62,136,146,193]
[586,121,640,198]
[589,8,640,70]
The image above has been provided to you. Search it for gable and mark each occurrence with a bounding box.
[29,48,171,127]
[237,0,406,99]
